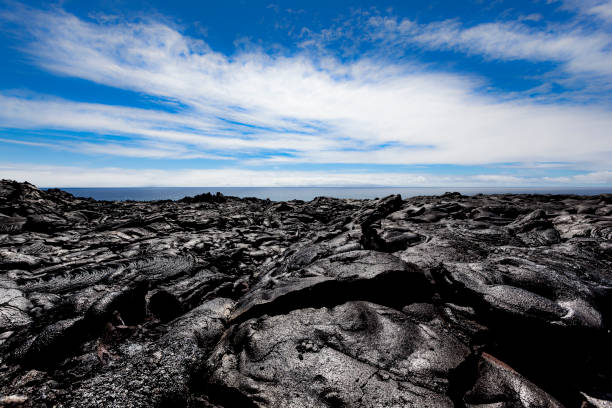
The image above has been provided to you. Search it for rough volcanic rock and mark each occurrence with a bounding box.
[461,352,564,408]
[54,297,234,408]
[0,180,611,407]
[229,250,431,324]
[207,301,470,408]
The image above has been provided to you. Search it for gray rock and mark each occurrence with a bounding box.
[0,180,610,407]
[58,298,234,407]
[463,353,564,408]
[231,250,431,323]
[207,301,470,407]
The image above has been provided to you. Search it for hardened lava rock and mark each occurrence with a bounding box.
[0,179,610,407]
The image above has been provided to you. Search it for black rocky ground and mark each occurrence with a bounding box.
[0,179,611,407]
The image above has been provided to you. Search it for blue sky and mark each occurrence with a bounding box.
[0,0,611,186]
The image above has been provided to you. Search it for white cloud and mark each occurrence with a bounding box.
[0,93,338,155]
[1,162,610,187]
[0,6,610,184]
[560,0,612,23]
[366,17,612,78]
[2,85,611,167]
[543,171,612,184]
[519,14,543,22]
[589,1,612,21]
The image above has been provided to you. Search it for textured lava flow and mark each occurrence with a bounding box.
[0,180,610,407]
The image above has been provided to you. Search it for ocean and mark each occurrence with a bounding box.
[41,186,612,202]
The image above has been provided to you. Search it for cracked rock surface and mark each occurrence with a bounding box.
[0,180,611,407]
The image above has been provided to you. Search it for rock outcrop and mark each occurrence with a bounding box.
[0,179,610,407]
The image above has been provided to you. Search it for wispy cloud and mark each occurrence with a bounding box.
[0,4,610,186]
[365,17,612,79]
[559,0,612,23]
[588,1,612,22]
[0,92,337,156]
[298,5,612,98]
